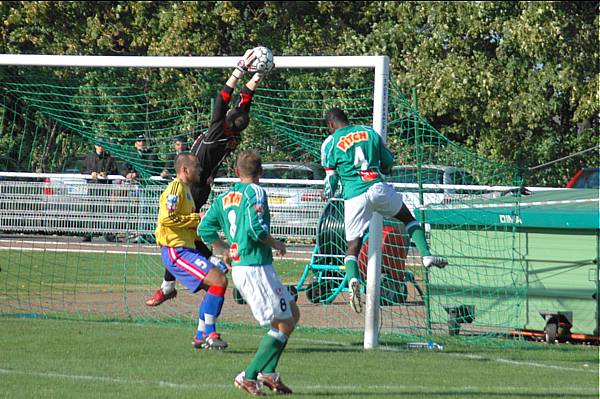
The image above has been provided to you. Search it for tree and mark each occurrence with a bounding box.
[0,1,597,185]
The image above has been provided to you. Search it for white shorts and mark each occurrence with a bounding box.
[232,264,294,326]
[345,182,404,241]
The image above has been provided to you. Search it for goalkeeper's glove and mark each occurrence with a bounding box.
[252,62,275,82]
[233,49,257,78]
[323,169,340,199]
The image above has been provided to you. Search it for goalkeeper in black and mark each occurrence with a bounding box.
[146,48,274,307]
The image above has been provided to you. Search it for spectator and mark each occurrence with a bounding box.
[124,134,159,181]
[123,135,159,243]
[160,136,187,179]
[82,142,118,242]
[85,142,117,178]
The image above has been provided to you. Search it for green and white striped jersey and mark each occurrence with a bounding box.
[321,125,394,200]
[198,182,273,266]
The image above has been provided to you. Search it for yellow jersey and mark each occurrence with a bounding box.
[155,178,200,248]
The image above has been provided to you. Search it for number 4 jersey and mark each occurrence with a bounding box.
[321,124,394,200]
[198,182,274,267]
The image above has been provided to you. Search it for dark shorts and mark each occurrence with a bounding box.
[161,246,214,293]
[190,184,211,210]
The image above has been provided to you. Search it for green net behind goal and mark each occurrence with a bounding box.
[0,65,544,345]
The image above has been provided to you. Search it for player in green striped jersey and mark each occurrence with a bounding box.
[198,150,299,396]
[321,108,448,313]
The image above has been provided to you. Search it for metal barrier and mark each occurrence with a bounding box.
[0,179,326,241]
[1,173,556,241]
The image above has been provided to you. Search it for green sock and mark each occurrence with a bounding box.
[344,255,359,281]
[406,221,431,257]
[262,340,287,374]
[245,333,285,380]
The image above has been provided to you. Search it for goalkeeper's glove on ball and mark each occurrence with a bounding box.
[234,48,257,76]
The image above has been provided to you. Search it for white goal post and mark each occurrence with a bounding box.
[0,53,390,349]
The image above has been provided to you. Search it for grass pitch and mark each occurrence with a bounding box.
[1,317,598,399]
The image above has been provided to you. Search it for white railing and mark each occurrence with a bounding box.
[0,177,326,241]
[0,172,566,239]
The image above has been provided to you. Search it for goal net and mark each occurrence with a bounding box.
[0,55,530,347]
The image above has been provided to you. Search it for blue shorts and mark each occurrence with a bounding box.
[161,246,214,293]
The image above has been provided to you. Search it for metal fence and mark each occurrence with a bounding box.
[0,179,326,241]
[0,174,554,241]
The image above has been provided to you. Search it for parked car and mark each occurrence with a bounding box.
[386,165,478,192]
[261,162,326,239]
[47,155,150,240]
[214,162,326,240]
[385,164,480,209]
[43,156,89,196]
[261,161,325,200]
[566,167,599,189]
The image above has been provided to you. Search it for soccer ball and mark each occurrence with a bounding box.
[250,46,274,73]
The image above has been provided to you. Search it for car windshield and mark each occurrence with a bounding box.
[259,164,324,189]
[573,169,599,189]
[262,168,316,180]
[60,156,86,173]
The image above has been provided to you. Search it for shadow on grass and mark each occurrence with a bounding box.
[294,391,599,398]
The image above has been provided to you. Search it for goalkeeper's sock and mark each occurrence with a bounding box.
[344,256,360,282]
[262,331,288,374]
[245,330,287,380]
[161,279,176,295]
[406,221,431,257]
[197,300,207,340]
[202,285,226,336]
[196,318,206,340]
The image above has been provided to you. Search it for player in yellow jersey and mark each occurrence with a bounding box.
[146,47,272,307]
[155,153,229,349]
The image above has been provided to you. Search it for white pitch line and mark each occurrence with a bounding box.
[381,344,597,374]
[241,332,598,374]
[0,368,596,393]
[2,291,595,380]
[447,352,598,373]
[0,368,228,389]
[82,325,597,376]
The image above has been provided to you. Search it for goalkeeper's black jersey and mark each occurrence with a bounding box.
[191,84,254,187]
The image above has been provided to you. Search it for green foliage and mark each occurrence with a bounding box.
[0,1,597,185]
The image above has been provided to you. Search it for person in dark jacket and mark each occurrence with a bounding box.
[160,136,187,179]
[85,142,117,181]
[124,135,160,182]
[82,142,118,242]
[122,135,161,244]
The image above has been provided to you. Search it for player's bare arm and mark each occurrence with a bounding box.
[260,234,286,257]
[209,237,233,266]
